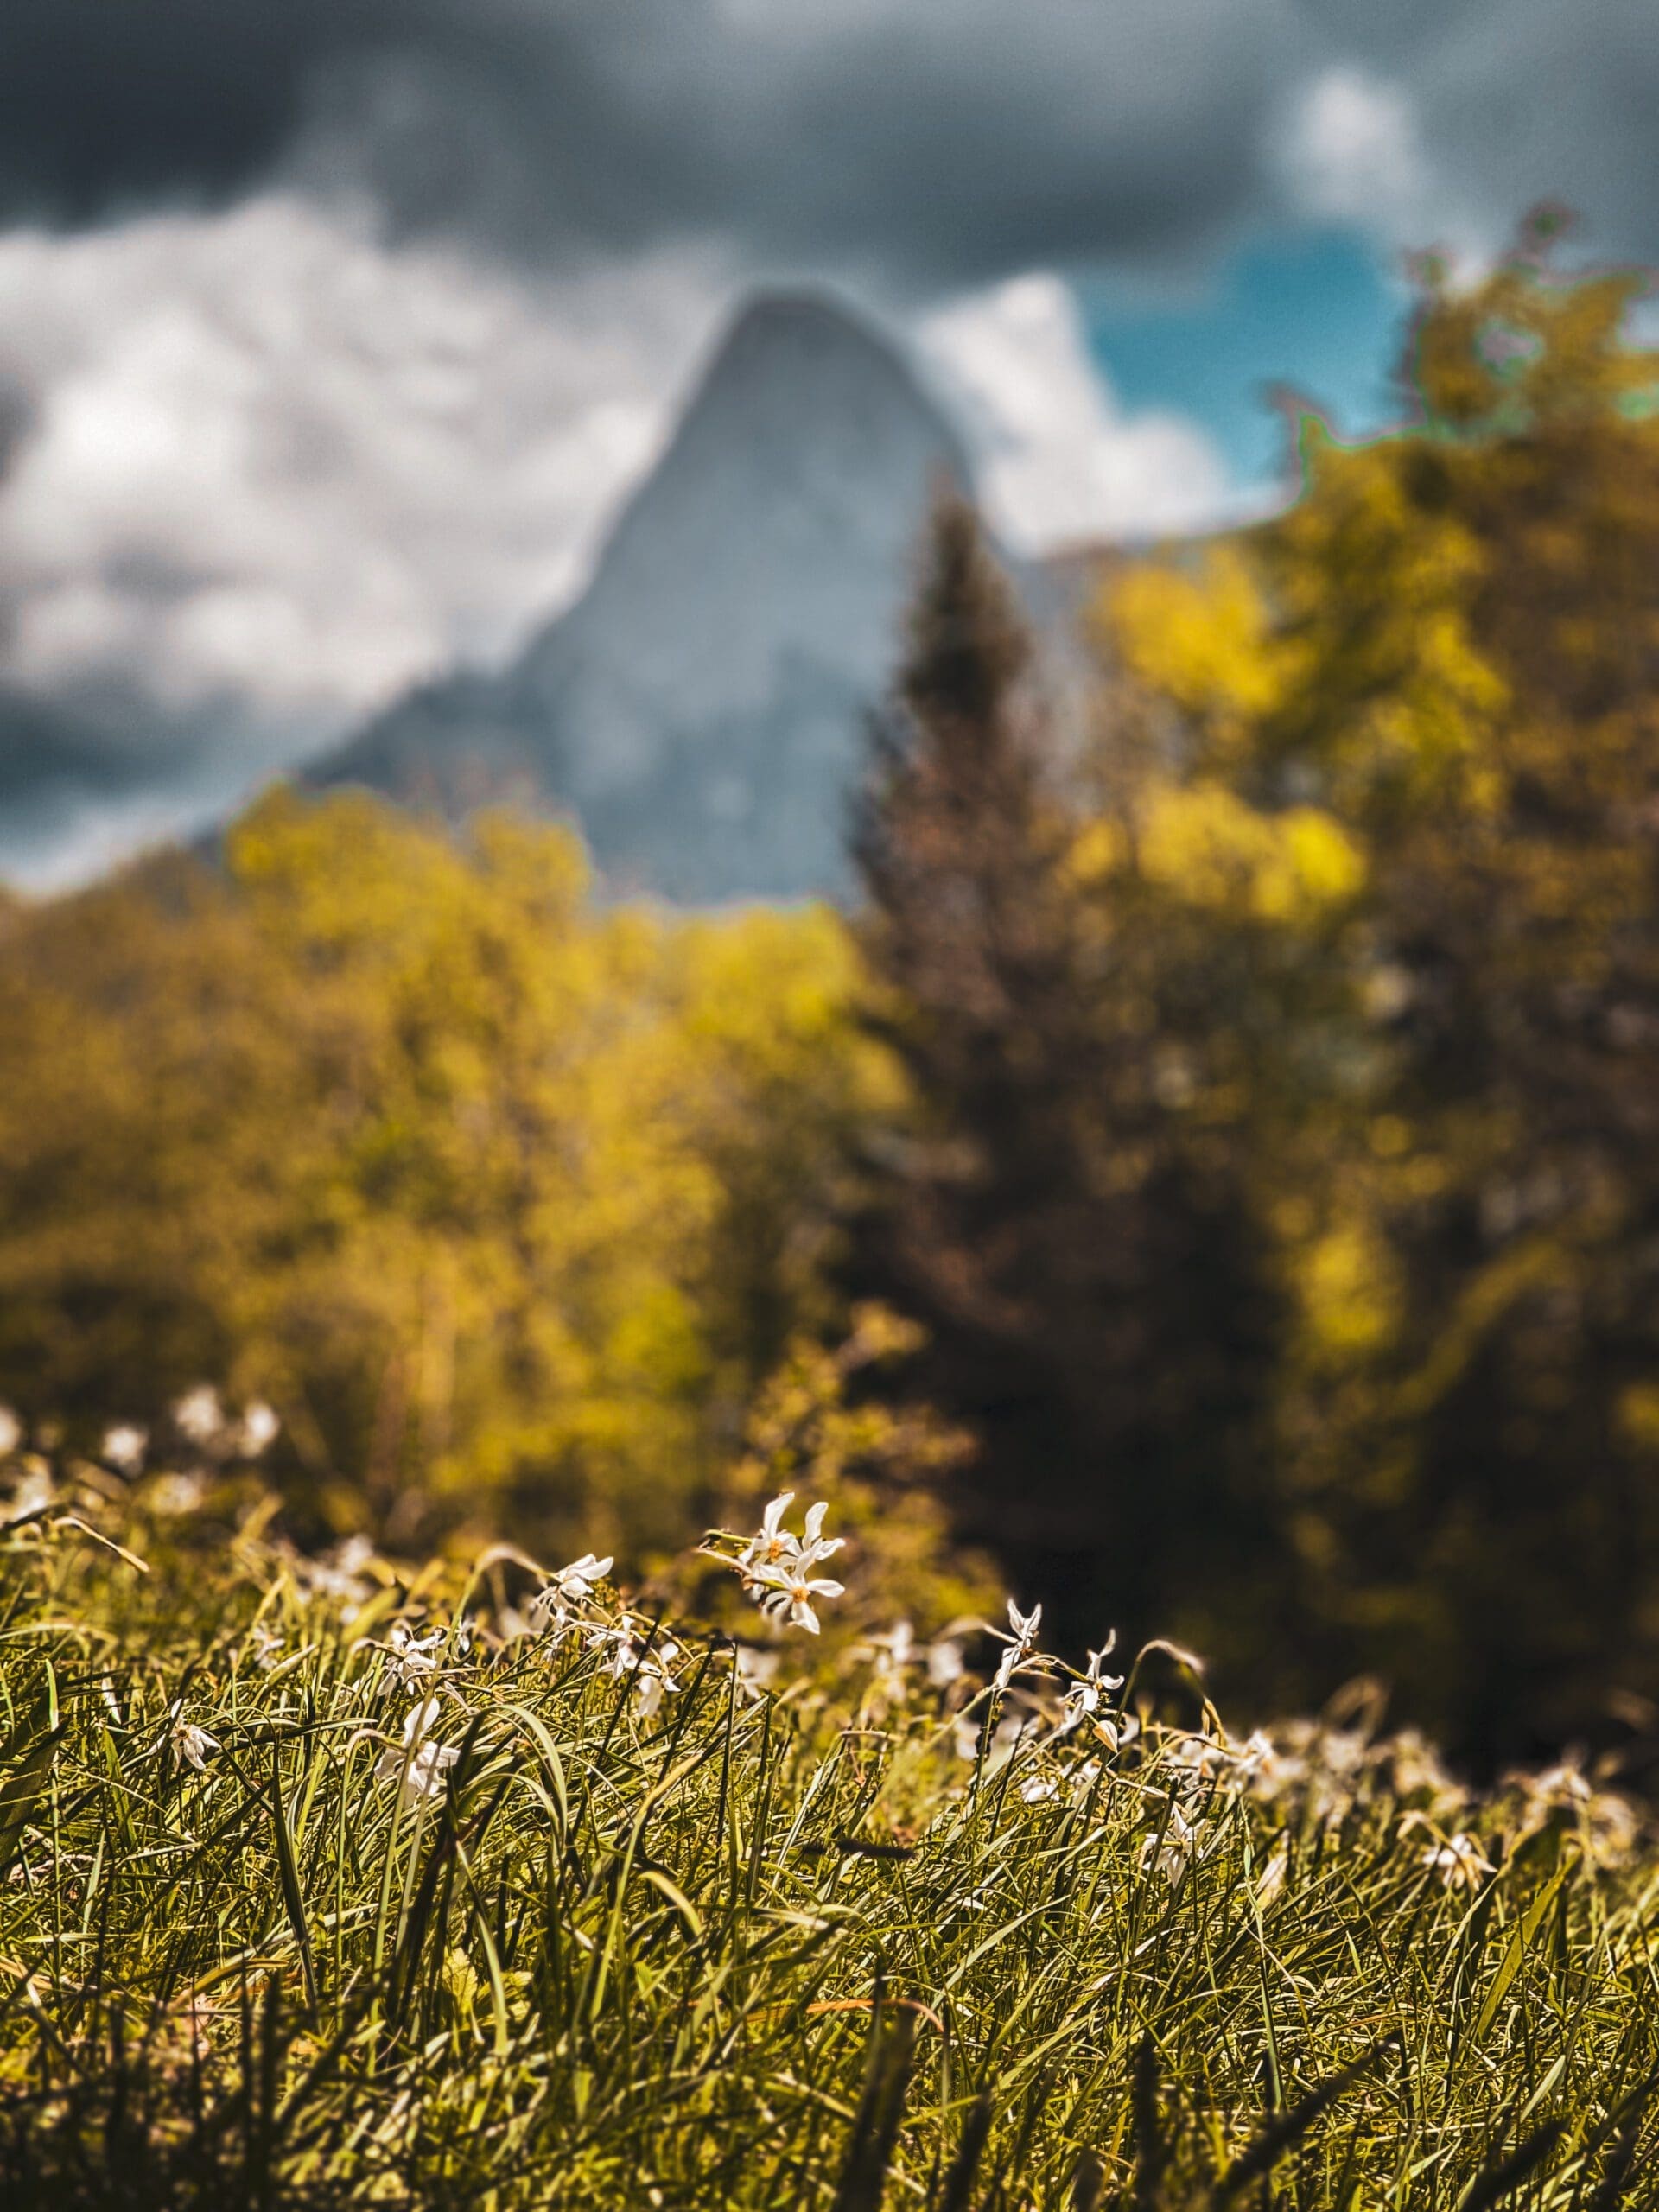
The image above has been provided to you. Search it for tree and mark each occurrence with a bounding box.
[1101,213,1659,1762]
[0,790,875,1565]
[849,495,1285,1656]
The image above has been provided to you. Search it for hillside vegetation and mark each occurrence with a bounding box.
[0,794,878,1568]
[2,1445,1656,2210]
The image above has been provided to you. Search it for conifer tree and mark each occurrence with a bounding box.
[849,496,1283,1656]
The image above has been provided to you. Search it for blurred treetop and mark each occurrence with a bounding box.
[0,788,883,1565]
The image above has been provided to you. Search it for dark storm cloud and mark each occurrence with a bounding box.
[320,1,1302,289]
[0,682,225,807]
[6,2,1659,283]
[0,0,406,221]
[0,690,146,805]
[0,677,276,885]
[5,0,1659,887]
[0,688,190,877]
[2,1,1302,286]
[1307,0,1659,260]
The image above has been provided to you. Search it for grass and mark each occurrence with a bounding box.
[2,1451,1658,2209]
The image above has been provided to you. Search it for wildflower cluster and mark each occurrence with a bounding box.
[515,1551,682,1717]
[525,1550,613,1643]
[4,1461,1657,2211]
[701,1491,846,1633]
[169,1385,281,1464]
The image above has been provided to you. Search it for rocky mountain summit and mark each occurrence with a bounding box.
[310,289,978,901]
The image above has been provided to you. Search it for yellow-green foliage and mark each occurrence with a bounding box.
[1088,225,1659,1752]
[0,789,881,1563]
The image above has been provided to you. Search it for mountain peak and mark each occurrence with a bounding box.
[711,284,919,376]
[314,285,976,901]
[611,283,969,530]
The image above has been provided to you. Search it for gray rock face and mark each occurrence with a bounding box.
[311,288,974,901]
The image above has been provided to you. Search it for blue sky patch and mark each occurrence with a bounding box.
[1079,226,1413,490]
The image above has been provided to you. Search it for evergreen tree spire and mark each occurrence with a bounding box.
[849,494,1283,1654]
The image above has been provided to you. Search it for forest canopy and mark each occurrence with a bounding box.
[5,219,1659,1767]
[849,217,1659,1765]
[0,791,881,1566]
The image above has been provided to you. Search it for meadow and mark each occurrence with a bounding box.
[2,1427,1655,2210]
[6,233,1659,2209]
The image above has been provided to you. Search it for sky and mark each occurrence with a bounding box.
[1,1,1656,887]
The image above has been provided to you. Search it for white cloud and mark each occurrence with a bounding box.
[0,204,1232,888]
[0,196,728,733]
[916,272,1231,550]
[1272,65,1475,264]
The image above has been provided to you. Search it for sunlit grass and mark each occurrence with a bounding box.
[2,1446,1656,2209]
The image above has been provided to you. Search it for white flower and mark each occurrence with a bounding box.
[146,1471,204,1517]
[876,1621,915,1661]
[400,1739,457,1806]
[1166,1732,1230,1796]
[385,1621,445,1691]
[797,1501,846,1567]
[554,1552,614,1603]
[925,1637,965,1688]
[167,1701,220,1773]
[1067,1757,1104,1806]
[1510,1763,1632,1867]
[864,1621,915,1701]
[1525,1762,1592,1810]
[587,1618,678,1716]
[734,1646,779,1702]
[738,1492,801,1573]
[1421,1832,1494,1891]
[172,1385,226,1449]
[984,1713,1035,1775]
[634,1654,680,1720]
[605,1618,643,1666]
[1019,1770,1059,1804]
[1235,1730,1300,1802]
[529,1597,581,1649]
[714,1496,846,1631]
[1141,1799,1202,1888]
[101,1424,148,1476]
[1387,1729,1461,1808]
[335,1535,376,1575]
[991,1599,1043,1693]
[376,1696,459,1806]
[1314,1727,1368,1777]
[236,1401,281,1458]
[951,1713,982,1762]
[748,1560,844,1636]
[244,1622,284,1672]
[1585,1792,1638,1867]
[529,1553,614,1626]
[0,1406,21,1458]
[601,1614,673,1675]
[2,1467,53,1524]
[1058,1644,1124,1741]
[297,1535,377,1622]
